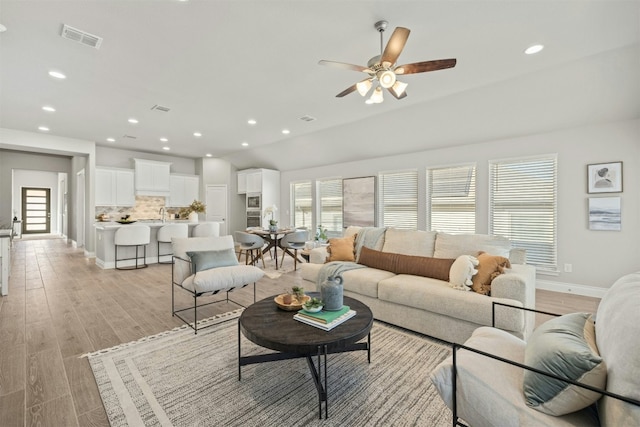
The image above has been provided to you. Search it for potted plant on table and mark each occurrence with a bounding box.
[264,204,278,231]
[185,200,205,223]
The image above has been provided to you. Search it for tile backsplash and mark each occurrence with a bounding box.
[95,196,185,221]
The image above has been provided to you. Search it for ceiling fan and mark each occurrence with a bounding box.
[319,20,456,104]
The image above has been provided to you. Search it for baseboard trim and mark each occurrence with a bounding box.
[536,279,607,299]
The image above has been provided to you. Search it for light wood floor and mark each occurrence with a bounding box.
[0,237,600,426]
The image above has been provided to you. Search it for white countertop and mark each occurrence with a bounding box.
[94,220,195,230]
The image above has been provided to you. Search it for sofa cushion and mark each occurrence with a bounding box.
[180,264,264,293]
[472,252,511,295]
[382,228,437,257]
[434,233,511,259]
[378,275,524,331]
[326,234,356,262]
[341,267,395,299]
[524,313,606,416]
[186,248,238,273]
[358,247,454,281]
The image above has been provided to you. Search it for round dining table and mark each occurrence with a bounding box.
[248,228,295,270]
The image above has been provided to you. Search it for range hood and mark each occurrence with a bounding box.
[133,158,171,197]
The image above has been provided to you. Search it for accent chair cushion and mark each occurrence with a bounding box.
[524,312,606,416]
[472,251,511,295]
[186,248,239,273]
[326,234,357,262]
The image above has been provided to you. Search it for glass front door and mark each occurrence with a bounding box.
[22,187,51,234]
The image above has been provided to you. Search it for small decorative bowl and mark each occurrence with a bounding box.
[303,305,323,313]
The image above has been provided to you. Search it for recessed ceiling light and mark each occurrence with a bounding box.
[128,118,139,124]
[247,119,257,125]
[205,153,212,157]
[106,138,115,142]
[160,137,168,142]
[38,126,50,132]
[48,70,66,79]
[193,132,202,137]
[42,106,56,112]
[241,142,249,147]
[365,99,374,105]
[524,44,544,55]
[162,146,170,151]
[0,24,7,33]
[282,129,290,135]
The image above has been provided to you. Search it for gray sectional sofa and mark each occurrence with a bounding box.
[300,227,536,344]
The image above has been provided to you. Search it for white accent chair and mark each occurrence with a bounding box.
[157,223,188,264]
[114,225,150,270]
[279,229,308,270]
[171,235,264,333]
[192,222,220,237]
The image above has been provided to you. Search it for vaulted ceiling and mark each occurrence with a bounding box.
[1,1,638,171]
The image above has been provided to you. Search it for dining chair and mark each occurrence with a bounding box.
[234,231,266,268]
[157,223,188,264]
[114,225,151,270]
[279,229,308,270]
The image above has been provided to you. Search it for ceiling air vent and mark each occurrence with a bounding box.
[299,115,316,122]
[151,104,171,112]
[61,24,103,49]
[122,135,137,139]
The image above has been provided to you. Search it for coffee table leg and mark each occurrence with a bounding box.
[324,344,328,419]
[238,321,242,381]
[368,332,371,363]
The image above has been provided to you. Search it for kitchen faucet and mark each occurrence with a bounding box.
[159,207,165,223]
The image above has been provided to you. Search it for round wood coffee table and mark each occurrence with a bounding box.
[238,293,373,419]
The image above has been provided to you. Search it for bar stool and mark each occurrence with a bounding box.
[157,223,188,264]
[114,225,151,270]
[193,222,220,237]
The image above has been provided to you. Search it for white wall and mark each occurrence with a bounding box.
[280,119,640,292]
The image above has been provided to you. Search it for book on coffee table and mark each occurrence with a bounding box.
[294,309,356,331]
[296,306,350,324]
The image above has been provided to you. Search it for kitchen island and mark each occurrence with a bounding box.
[94,221,208,269]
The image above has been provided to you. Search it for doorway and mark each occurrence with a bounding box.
[21,187,51,234]
[206,185,228,235]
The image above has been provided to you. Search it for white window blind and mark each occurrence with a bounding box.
[427,164,476,234]
[291,181,312,228]
[379,169,418,229]
[489,155,557,271]
[318,178,342,237]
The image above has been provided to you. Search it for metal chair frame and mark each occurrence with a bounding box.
[171,255,257,334]
[114,243,148,270]
[450,302,640,426]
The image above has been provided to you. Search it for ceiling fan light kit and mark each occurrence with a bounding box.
[319,19,456,104]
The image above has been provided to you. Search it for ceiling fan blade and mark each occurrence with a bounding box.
[394,58,457,75]
[336,84,358,98]
[388,86,407,100]
[318,60,372,73]
[380,27,410,68]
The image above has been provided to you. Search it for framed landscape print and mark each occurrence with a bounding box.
[343,176,376,227]
[587,161,623,193]
[588,197,621,231]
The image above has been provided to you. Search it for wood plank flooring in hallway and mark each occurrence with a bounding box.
[0,237,600,426]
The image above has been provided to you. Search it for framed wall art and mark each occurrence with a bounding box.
[587,161,622,193]
[588,197,621,231]
[343,176,376,228]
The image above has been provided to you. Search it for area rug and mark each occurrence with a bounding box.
[87,310,453,427]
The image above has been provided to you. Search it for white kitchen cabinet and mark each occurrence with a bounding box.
[95,167,135,206]
[237,170,248,194]
[168,174,199,207]
[246,171,262,194]
[134,158,171,196]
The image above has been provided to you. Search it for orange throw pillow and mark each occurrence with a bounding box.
[471,251,511,295]
[326,234,357,262]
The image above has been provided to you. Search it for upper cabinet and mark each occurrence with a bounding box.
[134,158,171,196]
[95,167,135,206]
[168,174,200,207]
[237,168,272,194]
